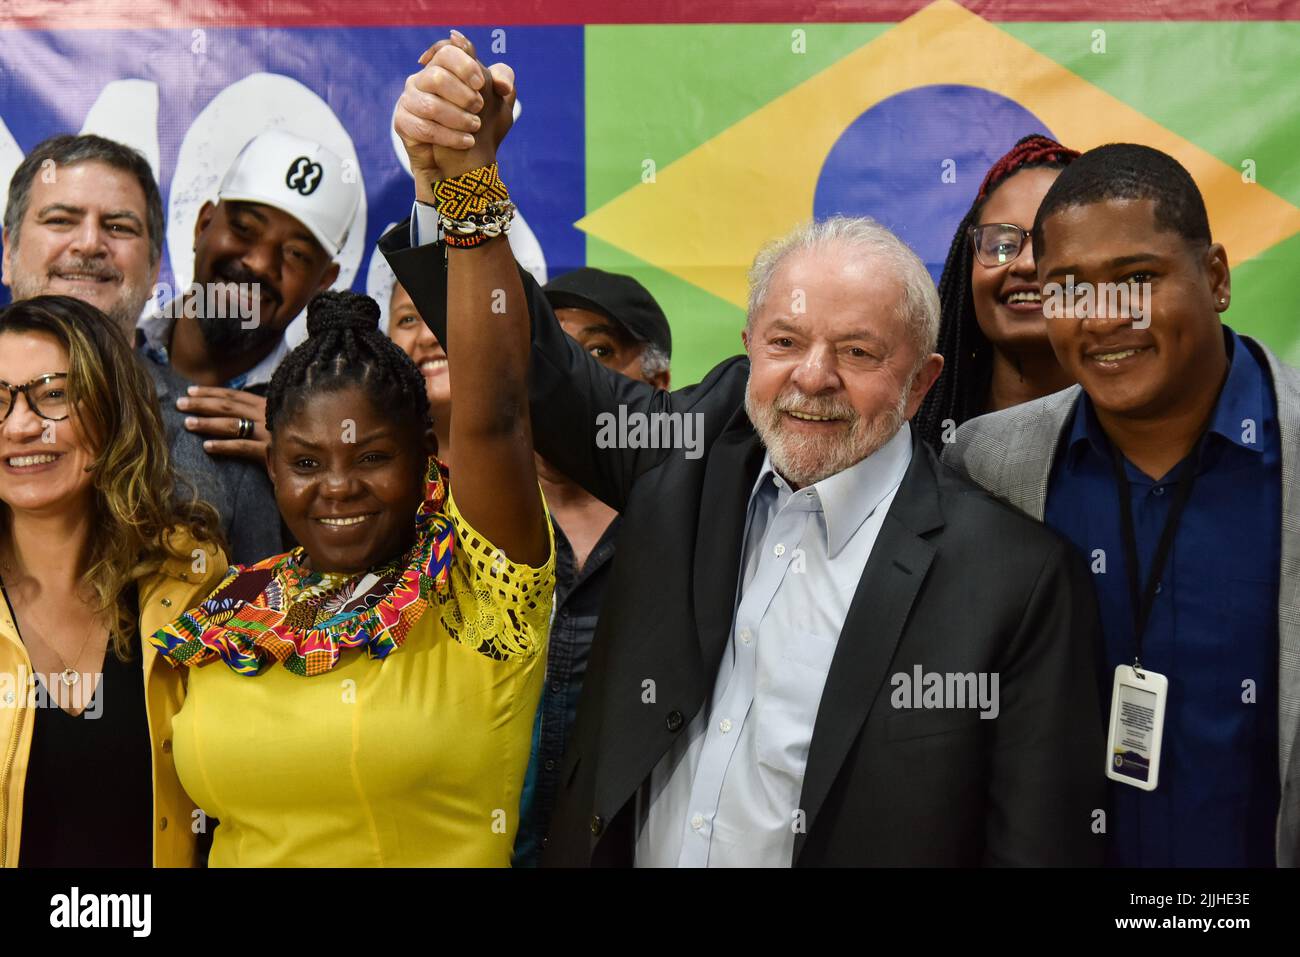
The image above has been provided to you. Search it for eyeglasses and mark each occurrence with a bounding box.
[969,223,1033,268]
[0,374,71,423]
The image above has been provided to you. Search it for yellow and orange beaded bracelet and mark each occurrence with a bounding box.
[432,162,516,249]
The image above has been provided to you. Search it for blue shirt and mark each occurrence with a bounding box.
[1045,327,1281,866]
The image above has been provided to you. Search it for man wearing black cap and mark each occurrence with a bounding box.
[513,267,671,867]
[542,267,672,393]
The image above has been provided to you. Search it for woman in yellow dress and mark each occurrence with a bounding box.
[150,272,553,862]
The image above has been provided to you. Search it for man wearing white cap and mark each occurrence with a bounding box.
[139,128,361,462]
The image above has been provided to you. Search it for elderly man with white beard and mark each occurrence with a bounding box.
[381,33,1107,866]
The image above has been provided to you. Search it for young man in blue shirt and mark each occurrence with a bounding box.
[947,143,1300,867]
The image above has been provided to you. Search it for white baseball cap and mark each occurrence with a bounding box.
[217,129,361,260]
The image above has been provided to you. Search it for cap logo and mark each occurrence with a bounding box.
[285,156,323,196]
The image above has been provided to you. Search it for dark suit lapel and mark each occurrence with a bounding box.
[693,411,765,674]
[794,439,945,861]
[379,219,450,339]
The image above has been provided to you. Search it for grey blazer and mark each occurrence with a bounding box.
[942,334,1300,867]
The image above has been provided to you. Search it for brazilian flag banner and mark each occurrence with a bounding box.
[0,0,1295,385]
[582,2,1300,382]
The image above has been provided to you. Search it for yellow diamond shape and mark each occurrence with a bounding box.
[578,0,1300,309]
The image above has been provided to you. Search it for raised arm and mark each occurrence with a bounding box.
[391,36,694,512]
[396,34,547,566]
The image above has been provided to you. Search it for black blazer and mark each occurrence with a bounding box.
[382,225,1106,867]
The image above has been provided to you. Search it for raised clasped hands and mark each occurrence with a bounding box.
[395,30,516,191]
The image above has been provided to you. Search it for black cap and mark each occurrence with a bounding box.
[543,267,672,358]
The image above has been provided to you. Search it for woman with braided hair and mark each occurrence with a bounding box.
[149,287,554,866]
[915,134,1081,449]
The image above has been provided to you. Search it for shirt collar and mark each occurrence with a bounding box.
[1064,325,1265,469]
[137,299,287,391]
[552,513,622,592]
[751,421,914,557]
[1204,327,1265,452]
[137,306,174,366]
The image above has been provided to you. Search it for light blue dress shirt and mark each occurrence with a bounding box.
[635,423,914,866]
[411,200,440,247]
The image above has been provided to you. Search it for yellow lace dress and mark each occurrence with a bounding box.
[157,484,555,867]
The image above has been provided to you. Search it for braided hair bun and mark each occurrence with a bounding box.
[265,290,433,438]
[305,289,381,337]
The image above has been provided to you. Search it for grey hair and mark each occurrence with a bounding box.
[5,134,164,266]
[745,215,940,360]
[639,341,671,380]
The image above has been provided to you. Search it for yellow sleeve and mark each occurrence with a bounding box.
[435,489,556,662]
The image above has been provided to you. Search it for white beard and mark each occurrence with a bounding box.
[744,378,909,488]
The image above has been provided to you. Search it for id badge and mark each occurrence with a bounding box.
[1105,664,1167,791]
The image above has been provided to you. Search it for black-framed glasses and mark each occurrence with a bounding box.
[0,373,71,423]
[969,223,1033,268]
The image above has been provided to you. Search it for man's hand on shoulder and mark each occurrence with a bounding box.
[176,386,269,464]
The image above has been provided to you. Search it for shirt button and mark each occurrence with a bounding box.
[1155,582,1163,594]
[162,739,173,754]
[159,817,169,831]
[544,759,556,771]
[1153,486,1165,496]
[774,543,786,557]
[719,718,733,734]
[590,815,605,836]
[160,598,172,607]
[3,692,13,705]
[550,681,562,693]
[691,814,705,830]
[738,628,752,644]
[666,710,684,732]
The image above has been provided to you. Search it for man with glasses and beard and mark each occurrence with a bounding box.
[1,133,281,564]
[384,36,1107,866]
[140,129,361,468]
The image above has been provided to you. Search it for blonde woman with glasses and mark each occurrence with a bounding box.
[0,295,226,867]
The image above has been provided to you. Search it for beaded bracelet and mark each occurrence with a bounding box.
[433,163,514,249]
[440,201,516,248]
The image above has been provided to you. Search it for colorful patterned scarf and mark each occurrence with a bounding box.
[149,457,454,677]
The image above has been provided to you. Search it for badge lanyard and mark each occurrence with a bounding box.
[1103,431,1209,791]
[1108,431,1209,670]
